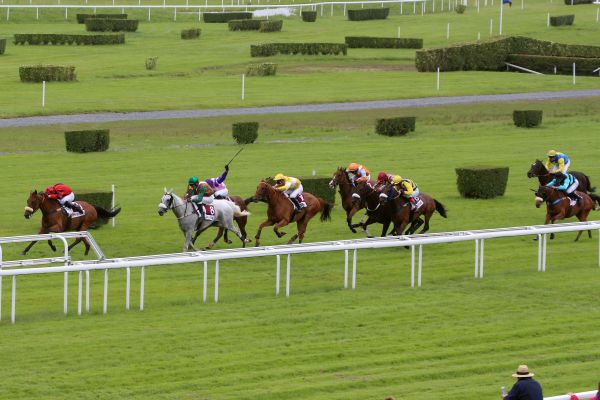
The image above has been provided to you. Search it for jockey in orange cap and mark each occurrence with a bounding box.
[346,163,371,186]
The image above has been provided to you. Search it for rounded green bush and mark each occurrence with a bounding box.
[513,110,543,128]
[232,122,259,144]
[375,117,416,136]
[65,129,110,153]
[455,167,509,199]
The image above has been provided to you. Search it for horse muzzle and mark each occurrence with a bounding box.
[158,203,167,216]
[24,206,34,219]
[535,197,543,208]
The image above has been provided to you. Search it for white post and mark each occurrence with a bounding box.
[148,8,151,21]
[85,271,89,312]
[446,22,450,39]
[77,271,82,315]
[421,2,424,15]
[111,184,116,227]
[572,62,576,85]
[542,234,547,272]
[343,3,346,14]
[400,2,403,13]
[477,31,481,41]
[330,3,333,15]
[103,269,108,314]
[411,245,415,288]
[42,81,46,107]
[489,18,493,35]
[413,1,416,13]
[6,7,9,21]
[597,8,599,23]
[344,250,348,288]
[276,255,280,295]
[397,26,400,38]
[203,261,207,303]
[214,260,219,303]
[351,249,357,289]
[537,234,542,272]
[479,239,485,278]
[11,276,16,324]
[320,3,323,15]
[140,267,145,310]
[417,245,423,287]
[174,7,177,21]
[436,66,440,90]
[520,0,523,9]
[65,7,68,19]
[499,1,503,35]
[477,0,480,12]
[547,12,549,27]
[126,267,130,310]
[64,272,68,315]
[285,254,291,297]
[36,8,39,19]
[474,239,479,278]
[241,74,245,100]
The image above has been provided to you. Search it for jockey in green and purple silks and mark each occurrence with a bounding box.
[204,165,230,199]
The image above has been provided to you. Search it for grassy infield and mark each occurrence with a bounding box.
[1,1,600,399]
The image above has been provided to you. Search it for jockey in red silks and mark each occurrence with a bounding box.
[346,163,371,186]
[374,171,394,192]
[44,183,84,213]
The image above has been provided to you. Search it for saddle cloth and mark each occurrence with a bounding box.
[62,203,85,218]
[569,198,577,207]
[412,197,424,210]
[192,203,216,221]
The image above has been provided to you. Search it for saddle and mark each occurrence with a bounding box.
[61,202,85,218]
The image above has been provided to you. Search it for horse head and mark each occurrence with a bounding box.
[527,160,547,178]
[158,188,174,216]
[533,185,557,208]
[253,180,273,202]
[24,190,43,219]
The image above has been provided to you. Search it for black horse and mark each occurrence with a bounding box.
[527,160,595,193]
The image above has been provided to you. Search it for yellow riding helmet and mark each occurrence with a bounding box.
[392,175,402,185]
[347,163,359,172]
[547,150,557,157]
[274,173,286,181]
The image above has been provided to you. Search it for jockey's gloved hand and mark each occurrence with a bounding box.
[224,165,229,172]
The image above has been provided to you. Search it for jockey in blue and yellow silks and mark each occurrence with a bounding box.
[546,172,581,202]
[274,173,306,211]
[544,150,570,175]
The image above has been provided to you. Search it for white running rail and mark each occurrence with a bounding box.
[1,221,599,323]
[545,390,598,400]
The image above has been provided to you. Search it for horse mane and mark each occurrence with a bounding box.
[258,180,286,200]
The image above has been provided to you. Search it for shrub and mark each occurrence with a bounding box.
[77,191,113,227]
[564,0,592,4]
[550,15,575,26]
[145,57,158,70]
[299,177,336,203]
[259,20,283,32]
[14,33,125,45]
[229,19,263,31]
[85,19,139,32]
[181,28,201,39]
[65,129,110,153]
[347,8,389,21]
[203,12,252,23]
[375,117,416,136]
[246,63,277,76]
[455,4,467,13]
[506,54,600,75]
[232,122,259,144]
[0,38,6,55]
[345,36,423,49]
[76,13,127,23]
[301,10,317,22]
[513,110,543,128]
[455,167,509,199]
[19,65,76,82]
[250,43,347,57]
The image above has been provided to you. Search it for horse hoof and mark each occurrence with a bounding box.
[225,240,233,244]
[21,251,27,256]
[207,242,215,249]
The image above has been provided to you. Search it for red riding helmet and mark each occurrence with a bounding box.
[377,172,388,182]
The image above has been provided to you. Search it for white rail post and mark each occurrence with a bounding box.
[148,8,151,21]
[241,74,245,100]
[474,239,479,277]
[103,269,108,314]
[479,239,485,278]
[77,271,82,315]
[436,66,440,90]
[499,0,503,35]
[140,266,145,310]
[344,250,348,288]
[65,7,67,19]
[489,18,493,36]
[542,234,547,272]
[42,81,46,107]
[397,26,400,38]
[203,261,207,303]
[286,254,291,297]
[411,245,415,287]
[173,7,177,21]
[11,276,16,324]
[6,7,9,21]
[320,3,323,15]
[0,245,3,321]
[418,245,423,287]
[64,272,68,315]
[596,8,599,23]
[400,1,403,13]
[126,267,130,310]
[276,255,280,295]
[36,8,39,19]
[111,184,116,227]
[537,234,542,272]
[85,271,90,313]
[352,249,357,289]
[547,12,549,27]
[214,260,219,303]
[446,22,450,39]
[572,63,576,85]
[477,31,480,41]
[330,3,333,15]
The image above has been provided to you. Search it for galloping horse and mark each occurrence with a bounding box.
[351,181,403,237]
[329,167,365,233]
[158,190,250,251]
[527,160,595,193]
[247,180,333,246]
[22,190,121,255]
[534,185,599,241]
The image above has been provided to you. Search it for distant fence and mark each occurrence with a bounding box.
[1,220,599,324]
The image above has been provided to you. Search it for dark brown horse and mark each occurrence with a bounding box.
[527,160,595,193]
[534,185,599,241]
[23,190,121,255]
[351,181,403,237]
[329,167,365,233]
[247,181,333,246]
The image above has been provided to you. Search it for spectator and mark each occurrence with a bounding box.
[502,365,543,400]
[569,381,600,400]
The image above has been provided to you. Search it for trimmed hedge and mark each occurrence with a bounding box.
[85,19,139,32]
[564,0,593,4]
[513,110,543,128]
[76,13,127,23]
[251,43,347,57]
[0,38,5,55]
[345,36,423,49]
[506,54,600,75]
[550,15,575,26]
[77,191,113,227]
[455,167,509,199]
[232,122,259,144]
[298,177,336,203]
[455,4,467,13]
[375,117,416,136]
[301,10,317,22]
[19,65,76,82]
[415,36,600,72]
[145,57,158,70]
[229,19,263,30]
[347,8,389,21]
[203,12,252,23]
[246,63,277,76]
[260,20,283,32]
[65,129,110,153]
[14,33,125,45]
[181,28,201,39]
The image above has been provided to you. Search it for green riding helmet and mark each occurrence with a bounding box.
[188,176,199,185]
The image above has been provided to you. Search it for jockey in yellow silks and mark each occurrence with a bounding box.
[274,173,307,211]
[544,150,570,175]
[392,175,421,209]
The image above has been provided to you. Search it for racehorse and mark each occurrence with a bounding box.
[527,160,595,193]
[351,181,403,237]
[247,180,333,246]
[534,185,599,241]
[158,190,250,251]
[22,190,121,255]
[194,194,249,245]
[329,167,366,233]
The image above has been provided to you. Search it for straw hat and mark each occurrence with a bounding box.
[512,365,535,378]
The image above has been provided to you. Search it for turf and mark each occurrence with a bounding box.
[0,98,599,399]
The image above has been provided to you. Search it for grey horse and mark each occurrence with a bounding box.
[158,189,250,251]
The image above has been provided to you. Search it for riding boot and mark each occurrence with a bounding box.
[65,201,83,214]
[291,198,301,212]
[571,192,582,203]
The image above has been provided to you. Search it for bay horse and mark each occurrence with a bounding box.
[22,190,121,255]
[534,185,599,241]
[247,180,333,246]
[328,167,366,233]
[527,160,595,193]
[351,181,402,237]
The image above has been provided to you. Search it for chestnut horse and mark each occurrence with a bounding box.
[534,185,599,241]
[328,167,366,233]
[247,181,333,246]
[527,160,595,193]
[23,190,121,255]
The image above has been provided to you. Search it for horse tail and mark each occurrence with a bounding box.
[433,199,448,218]
[589,193,600,210]
[584,174,596,193]
[319,198,333,222]
[94,205,121,219]
[232,204,251,217]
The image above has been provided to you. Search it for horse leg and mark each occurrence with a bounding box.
[255,220,274,247]
[47,240,57,252]
[22,240,39,255]
[418,214,431,234]
[347,207,359,233]
[273,219,290,238]
[208,227,225,249]
[235,215,249,243]
[381,221,391,237]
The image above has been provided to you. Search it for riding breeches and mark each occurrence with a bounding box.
[284,184,303,199]
[200,195,214,204]
[59,192,75,205]
[404,188,420,199]
[550,161,570,174]
[214,188,228,198]
[565,178,579,194]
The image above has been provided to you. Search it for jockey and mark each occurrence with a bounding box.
[346,163,371,186]
[204,165,230,199]
[187,176,214,218]
[44,183,84,214]
[546,172,581,202]
[545,150,570,175]
[274,173,306,212]
[374,171,394,192]
[392,175,420,209]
